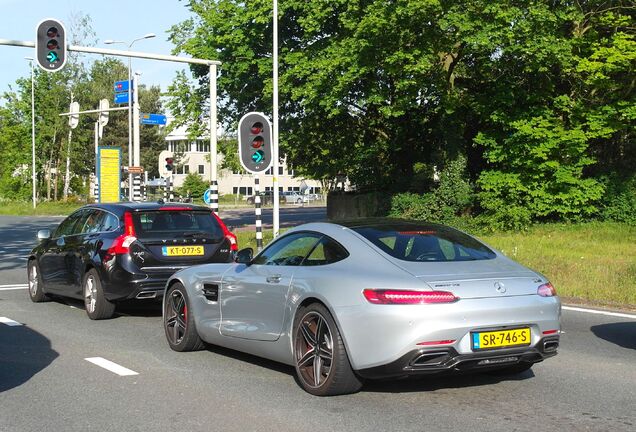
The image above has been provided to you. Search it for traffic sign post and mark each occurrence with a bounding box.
[114,92,129,104]
[140,113,167,125]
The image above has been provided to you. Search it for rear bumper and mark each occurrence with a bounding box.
[356,336,559,379]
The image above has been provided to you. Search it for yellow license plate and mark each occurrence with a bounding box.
[161,245,204,256]
[472,328,531,351]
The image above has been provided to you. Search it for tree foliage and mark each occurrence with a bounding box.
[166,0,634,227]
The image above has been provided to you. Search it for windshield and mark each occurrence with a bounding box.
[352,224,496,262]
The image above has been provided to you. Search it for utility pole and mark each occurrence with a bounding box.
[272,0,280,237]
[132,71,142,201]
[25,57,36,208]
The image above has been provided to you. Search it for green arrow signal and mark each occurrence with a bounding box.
[251,150,264,163]
[47,51,59,63]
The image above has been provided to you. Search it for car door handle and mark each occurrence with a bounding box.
[266,274,282,283]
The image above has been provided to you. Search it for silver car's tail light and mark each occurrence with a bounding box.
[363,289,458,305]
[537,282,557,297]
[416,339,456,346]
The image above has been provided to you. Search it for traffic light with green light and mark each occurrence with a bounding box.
[35,19,67,72]
[238,112,272,174]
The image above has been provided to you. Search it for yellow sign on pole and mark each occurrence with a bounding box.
[98,146,121,203]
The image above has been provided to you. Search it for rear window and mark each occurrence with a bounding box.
[353,224,496,262]
[132,210,224,240]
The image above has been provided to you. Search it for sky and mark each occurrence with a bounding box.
[0,0,196,95]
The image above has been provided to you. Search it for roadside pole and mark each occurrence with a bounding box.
[132,72,141,202]
[254,176,263,251]
[93,122,99,202]
[209,64,219,214]
[272,0,280,238]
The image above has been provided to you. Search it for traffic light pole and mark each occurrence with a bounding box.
[209,64,219,214]
[132,72,142,202]
[272,0,280,238]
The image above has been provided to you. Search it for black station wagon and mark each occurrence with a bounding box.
[27,202,238,320]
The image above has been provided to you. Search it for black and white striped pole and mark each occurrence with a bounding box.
[169,173,174,202]
[132,174,141,202]
[210,180,218,214]
[254,177,263,251]
[163,177,167,202]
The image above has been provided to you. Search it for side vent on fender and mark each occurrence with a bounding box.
[202,283,219,302]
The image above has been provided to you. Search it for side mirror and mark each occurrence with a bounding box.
[37,229,51,241]
[235,247,254,264]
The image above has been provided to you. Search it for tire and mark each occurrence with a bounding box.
[293,303,363,396]
[83,268,116,320]
[27,260,50,303]
[487,362,533,376]
[296,198,302,204]
[164,282,205,352]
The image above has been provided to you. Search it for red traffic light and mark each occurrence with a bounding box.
[47,27,59,38]
[250,122,263,134]
[165,158,174,164]
[251,137,264,149]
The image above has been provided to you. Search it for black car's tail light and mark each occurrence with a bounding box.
[104,212,137,262]
[212,212,238,252]
[363,289,459,305]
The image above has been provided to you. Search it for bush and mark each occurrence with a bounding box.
[601,176,636,224]
[389,155,474,223]
[178,173,208,201]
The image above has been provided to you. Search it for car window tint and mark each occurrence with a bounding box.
[131,210,224,240]
[54,211,85,237]
[252,232,321,266]
[303,236,349,266]
[80,210,105,234]
[353,224,496,262]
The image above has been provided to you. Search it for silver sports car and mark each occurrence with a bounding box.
[162,220,561,396]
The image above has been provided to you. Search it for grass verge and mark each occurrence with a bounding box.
[0,200,84,216]
[478,222,636,309]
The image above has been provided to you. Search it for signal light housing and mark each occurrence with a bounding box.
[36,19,67,72]
[165,157,174,172]
[238,112,272,174]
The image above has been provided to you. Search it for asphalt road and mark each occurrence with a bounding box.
[0,214,635,432]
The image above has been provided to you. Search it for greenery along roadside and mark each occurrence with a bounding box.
[236,222,636,309]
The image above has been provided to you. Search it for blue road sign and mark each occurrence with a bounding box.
[114,92,129,104]
[114,80,130,92]
[140,113,167,125]
[203,189,212,204]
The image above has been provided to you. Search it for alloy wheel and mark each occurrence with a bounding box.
[295,311,334,388]
[28,263,38,297]
[84,275,97,313]
[165,289,188,345]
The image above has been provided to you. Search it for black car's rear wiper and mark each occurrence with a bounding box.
[183,231,209,238]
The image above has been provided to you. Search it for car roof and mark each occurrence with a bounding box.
[331,218,446,230]
[80,202,212,215]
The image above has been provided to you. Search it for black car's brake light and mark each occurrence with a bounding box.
[212,212,238,252]
[104,212,137,262]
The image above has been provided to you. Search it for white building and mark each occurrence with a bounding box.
[159,125,323,197]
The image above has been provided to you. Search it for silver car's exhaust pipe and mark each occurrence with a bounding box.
[136,291,157,299]
[543,340,559,352]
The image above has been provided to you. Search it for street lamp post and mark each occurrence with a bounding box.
[105,33,155,201]
[25,57,36,209]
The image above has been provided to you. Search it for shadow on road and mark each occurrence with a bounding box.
[0,323,59,393]
[57,297,163,319]
[590,322,636,350]
[0,216,61,272]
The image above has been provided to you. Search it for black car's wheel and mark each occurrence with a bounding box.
[83,268,115,320]
[164,283,204,352]
[293,303,363,396]
[296,198,302,204]
[27,260,50,303]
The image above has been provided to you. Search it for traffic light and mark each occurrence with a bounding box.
[165,157,174,172]
[238,112,272,174]
[35,19,67,72]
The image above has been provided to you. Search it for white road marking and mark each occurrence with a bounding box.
[0,284,28,291]
[563,305,636,320]
[85,357,139,376]
[0,317,23,326]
